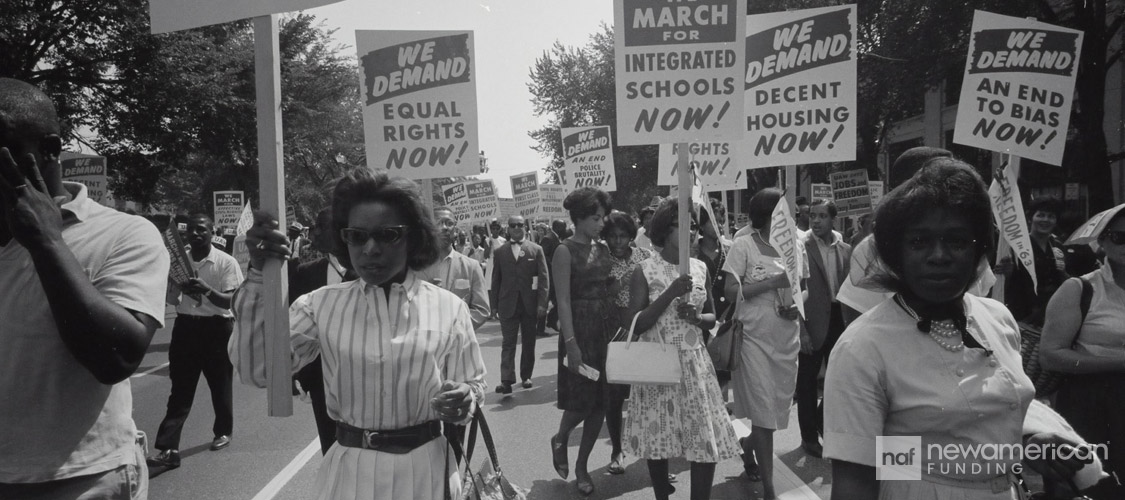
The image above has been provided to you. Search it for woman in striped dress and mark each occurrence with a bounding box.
[232,168,487,500]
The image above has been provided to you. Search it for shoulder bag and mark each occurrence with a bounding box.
[706,304,742,372]
[606,312,683,386]
[455,410,527,500]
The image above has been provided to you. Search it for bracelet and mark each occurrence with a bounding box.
[565,337,576,344]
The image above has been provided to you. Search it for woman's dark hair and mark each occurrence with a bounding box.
[699,197,726,227]
[648,198,698,248]
[563,187,611,223]
[748,188,783,229]
[601,210,639,240]
[330,168,440,271]
[873,157,992,289]
[1027,196,1063,218]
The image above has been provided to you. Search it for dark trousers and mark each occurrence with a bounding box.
[294,355,335,455]
[155,315,234,451]
[1054,373,1125,499]
[797,302,844,443]
[499,301,538,384]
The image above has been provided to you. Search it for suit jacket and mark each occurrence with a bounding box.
[289,257,355,305]
[490,239,550,320]
[801,233,852,350]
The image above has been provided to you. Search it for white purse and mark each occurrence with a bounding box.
[605,312,683,386]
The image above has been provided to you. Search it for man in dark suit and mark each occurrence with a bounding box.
[797,199,852,458]
[490,215,550,393]
[537,219,565,333]
[289,208,355,455]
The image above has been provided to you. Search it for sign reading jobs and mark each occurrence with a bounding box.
[743,5,857,168]
[953,10,1082,166]
[614,0,747,145]
[357,30,479,180]
[561,126,616,191]
[830,169,871,217]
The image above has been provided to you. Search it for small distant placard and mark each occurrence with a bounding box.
[830,169,871,217]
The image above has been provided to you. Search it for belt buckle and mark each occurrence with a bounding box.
[363,430,382,449]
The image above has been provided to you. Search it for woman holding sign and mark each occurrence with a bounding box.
[722,188,804,499]
[824,159,1094,500]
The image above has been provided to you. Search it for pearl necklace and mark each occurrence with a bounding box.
[895,296,998,368]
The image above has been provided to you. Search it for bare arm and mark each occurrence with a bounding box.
[1040,277,1125,373]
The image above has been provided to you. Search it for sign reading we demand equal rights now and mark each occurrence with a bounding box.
[953,11,1083,166]
[357,31,479,180]
[743,5,857,167]
[614,0,747,146]
[560,126,616,191]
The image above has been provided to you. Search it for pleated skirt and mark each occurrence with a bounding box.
[315,437,460,500]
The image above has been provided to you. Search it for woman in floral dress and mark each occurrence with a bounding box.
[624,199,740,500]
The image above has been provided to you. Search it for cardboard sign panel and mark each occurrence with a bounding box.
[213,191,245,232]
[614,0,747,146]
[357,31,479,179]
[510,172,541,219]
[463,179,499,227]
[149,0,344,34]
[741,5,857,168]
[830,169,871,217]
[60,152,110,206]
[657,143,746,192]
[539,184,568,220]
[560,126,617,191]
[952,11,1082,166]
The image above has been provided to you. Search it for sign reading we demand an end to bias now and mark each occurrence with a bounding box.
[560,126,616,191]
[614,0,747,146]
[357,31,479,180]
[743,5,857,168]
[953,11,1083,166]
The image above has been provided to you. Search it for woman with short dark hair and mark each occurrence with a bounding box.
[550,187,614,496]
[233,168,487,500]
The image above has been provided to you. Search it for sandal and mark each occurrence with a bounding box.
[576,476,595,496]
[550,435,569,479]
[743,463,762,482]
[607,452,625,475]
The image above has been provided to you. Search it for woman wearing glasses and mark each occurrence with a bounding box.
[232,168,487,500]
[825,159,1088,500]
[1040,205,1125,499]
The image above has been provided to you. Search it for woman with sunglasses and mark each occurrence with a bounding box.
[721,187,804,499]
[825,159,1089,500]
[550,186,614,496]
[233,168,487,500]
[624,198,740,500]
[1039,205,1125,499]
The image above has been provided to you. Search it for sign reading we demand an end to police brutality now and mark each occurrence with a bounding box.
[560,126,616,191]
[953,11,1083,166]
[357,31,479,180]
[743,5,857,168]
[614,0,747,146]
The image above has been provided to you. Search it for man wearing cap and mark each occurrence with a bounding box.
[287,222,305,261]
[490,215,549,393]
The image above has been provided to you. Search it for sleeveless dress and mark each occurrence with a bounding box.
[556,238,614,412]
[623,254,741,463]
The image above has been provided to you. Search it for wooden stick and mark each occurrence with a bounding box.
[677,143,691,276]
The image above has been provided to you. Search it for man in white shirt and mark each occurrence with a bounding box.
[149,214,244,470]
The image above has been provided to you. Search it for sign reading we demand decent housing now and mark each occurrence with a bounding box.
[953,11,1083,166]
[743,5,857,168]
[614,0,747,146]
[357,31,479,180]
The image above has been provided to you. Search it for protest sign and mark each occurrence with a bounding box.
[497,198,518,221]
[952,11,1082,166]
[463,179,500,227]
[60,152,110,206]
[441,181,474,227]
[657,142,747,192]
[235,203,255,236]
[989,161,1037,290]
[868,180,884,208]
[511,172,542,219]
[768,197,805,319]
[213,191,245,232]
[614,0,747,145]
[830,169,871,217]
[539,184,568,220]
[811,183,832,202]
[149,0,343,34]
[560,126,617,191]
[161,223,196,288]
[742,5,857,168]
[357,31,479,179]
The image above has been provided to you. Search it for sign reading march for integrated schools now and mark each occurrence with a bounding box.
[357,31,479,180]
[614,0,747,146]
[657,142,746,192]
[953,11,1082,166]
[743,5,857,168]
[560,126,616,191]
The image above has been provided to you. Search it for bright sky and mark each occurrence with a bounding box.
[306,0,614,198]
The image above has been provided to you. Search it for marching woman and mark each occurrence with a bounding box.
[624,198,740,500]
[231,168,486,500]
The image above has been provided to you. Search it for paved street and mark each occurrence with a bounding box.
[133,308,832,499]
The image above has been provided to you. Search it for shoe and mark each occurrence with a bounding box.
[801,440,823,458]
[576,475,595,496]
[210,435,231,451]
[495,383,513,394]
[550,435,569,479]
[146,449,180,469]
[521,380,533,389]
[607,452,625,475]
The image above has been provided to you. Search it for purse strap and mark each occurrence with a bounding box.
[459,409,505,473]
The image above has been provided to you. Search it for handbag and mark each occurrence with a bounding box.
[606,312,683,386]
[1020,276,1093,398]
[706,304,742,372]
[457,410,527,500]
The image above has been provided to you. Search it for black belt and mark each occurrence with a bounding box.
[335,420,442,454]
